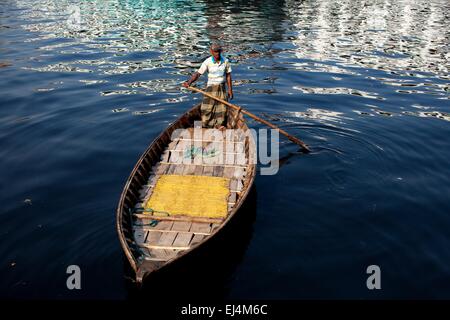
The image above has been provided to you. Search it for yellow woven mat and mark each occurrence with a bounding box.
[144,174,230,218]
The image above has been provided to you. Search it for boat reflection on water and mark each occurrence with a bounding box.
[124,187,257,300]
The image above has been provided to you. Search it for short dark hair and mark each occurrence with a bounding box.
[210,43,222,52]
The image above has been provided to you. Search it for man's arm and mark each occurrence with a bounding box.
[182,72,201,88]
[183,60,208,88]
[226,72,233,100]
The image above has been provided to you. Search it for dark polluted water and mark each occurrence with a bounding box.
[0,0,449,299]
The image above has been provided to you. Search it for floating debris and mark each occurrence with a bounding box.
[233,79,259,86]
[101,90,139,96]
[353,110,373,116]
[132,109,162,116]
[166,96,187,103]
[34,88,55,92]
[417,111,450,121]
[401,110,450,122]
[375,110,393,117]
[248,88,277,94]
[133,111,152,116]
[23,199,32,205]
[112,107,129,113]
[0,62,12,68]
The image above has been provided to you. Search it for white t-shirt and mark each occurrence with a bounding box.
[197,56,232,86]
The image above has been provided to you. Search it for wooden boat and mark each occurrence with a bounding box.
[116,103,256,283]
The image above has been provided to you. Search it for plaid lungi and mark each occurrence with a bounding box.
[201,84,227,128]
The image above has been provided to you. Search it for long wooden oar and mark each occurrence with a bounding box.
[186,86,311,153]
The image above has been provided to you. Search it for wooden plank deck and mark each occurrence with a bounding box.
[134,129,251,260]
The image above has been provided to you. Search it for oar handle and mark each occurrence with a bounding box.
[186,86,311,153]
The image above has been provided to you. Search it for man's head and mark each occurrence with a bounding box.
[209,43,222,61]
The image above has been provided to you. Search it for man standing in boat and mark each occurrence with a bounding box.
[183,43,233,129]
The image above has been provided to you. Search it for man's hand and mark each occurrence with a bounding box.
[228,90,234,100]
[183,72,200,89]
